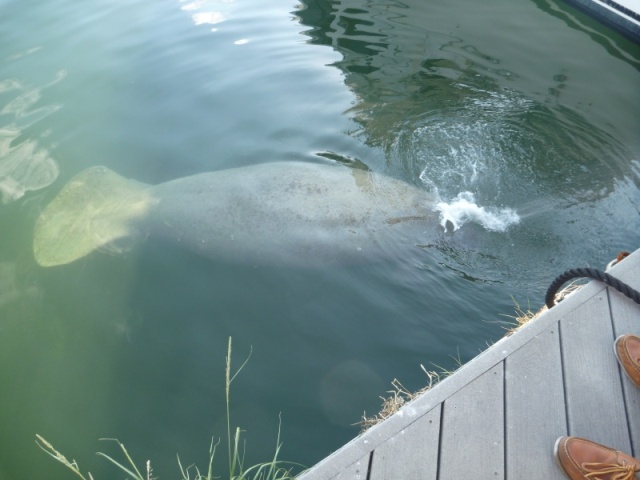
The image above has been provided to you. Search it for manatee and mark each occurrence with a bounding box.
[33,161,438,267]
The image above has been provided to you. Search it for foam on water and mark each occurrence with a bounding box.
[403,88,530,233]
[434,191,520,233]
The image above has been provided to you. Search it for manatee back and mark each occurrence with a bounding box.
[148,161,435,267]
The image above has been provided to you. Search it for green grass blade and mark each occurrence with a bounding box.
[205,437,219,480]
[100,438,145,479]
[37,339,302,480]
[95,452,141,480]
[177,454,190,480]
[35,434,88,480]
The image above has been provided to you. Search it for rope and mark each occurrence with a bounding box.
[545,267,640,309]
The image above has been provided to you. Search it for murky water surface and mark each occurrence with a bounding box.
[1,0,639,477]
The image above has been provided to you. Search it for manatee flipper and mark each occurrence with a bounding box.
[33,166,154,267]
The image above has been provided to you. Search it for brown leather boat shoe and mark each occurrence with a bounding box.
[554,436,640,480]
[615,334,640,388]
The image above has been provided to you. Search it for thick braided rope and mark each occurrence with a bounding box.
[545,268,640,309]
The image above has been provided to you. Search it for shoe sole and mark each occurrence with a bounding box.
[553,437,569,475]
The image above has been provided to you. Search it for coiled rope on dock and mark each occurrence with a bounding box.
[545,253,640,309]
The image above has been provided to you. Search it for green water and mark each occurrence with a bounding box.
[1,0,639,478]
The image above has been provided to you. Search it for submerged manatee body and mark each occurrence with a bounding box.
[34,161,437,267]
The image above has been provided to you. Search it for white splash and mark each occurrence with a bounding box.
[435,191,520,233]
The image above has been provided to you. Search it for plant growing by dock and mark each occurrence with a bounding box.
[503,281,585,335]
[359,282,588,432]
[36,337,301,480]
[358,365,442,431]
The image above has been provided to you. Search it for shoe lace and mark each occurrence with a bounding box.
[582,461,638,480]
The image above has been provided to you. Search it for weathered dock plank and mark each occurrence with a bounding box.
[504,325,566,479]
[439,363,504,479]
[298,249,640,480]
[332,454,370,480]
[609,275,640,458]
[560,290,632,453]
[368,406,441,480]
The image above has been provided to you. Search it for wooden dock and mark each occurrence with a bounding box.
[298,249,640,479]
[562,0,640,42]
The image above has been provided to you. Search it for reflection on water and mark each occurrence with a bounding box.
[0,0,639,479]
[180,0,229,28]
[0,69,64,203]
[296,0,640,284]
[532,0,640,68]
[297,0,639,258]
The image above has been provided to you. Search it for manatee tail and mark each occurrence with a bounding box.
[33,166,154,267]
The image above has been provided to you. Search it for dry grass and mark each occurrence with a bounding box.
[360,281,588,431]
[502,281,585,336]
[358,366,442,432]
[502,299,545,336]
